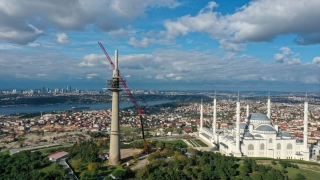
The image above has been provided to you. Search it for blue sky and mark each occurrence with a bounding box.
[0,0,319,92]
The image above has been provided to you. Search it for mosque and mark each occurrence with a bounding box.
[199,93,310,160]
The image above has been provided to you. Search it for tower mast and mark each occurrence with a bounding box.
[108,50,122,165]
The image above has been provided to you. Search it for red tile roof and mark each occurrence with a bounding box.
[48,151,68,160]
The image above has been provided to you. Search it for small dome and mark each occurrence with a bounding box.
[240,122,248,129]
[255,124,276,133]
[248,113,270,121]
[244,132,253,137]
[281,131,292,139]
[244,132,254,139]
[254,134,264,139]
[255,125,275,131]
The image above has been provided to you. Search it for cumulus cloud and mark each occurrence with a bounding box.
[79,54,107,67]
[0,0,180,44]
[86,73,99,79]
[161,0,320,51]
[127,37,154,48]
[1,48,319,88]
[56,33,70,44]
[274,47,300,64]
[166,73,175,77]
[312,57,320,67]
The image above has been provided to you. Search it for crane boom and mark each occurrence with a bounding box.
[98,42,148,153]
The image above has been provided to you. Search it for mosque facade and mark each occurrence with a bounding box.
[199,93,310,161]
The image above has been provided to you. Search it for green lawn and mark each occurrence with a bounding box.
[120,126,137,132]
[194,139,208,147]
[41,162,56,173]
[256,160,320,180]
[286,167,320,180]
[187,140,197,147]
[158,139,187,146]
[0,150,9,156]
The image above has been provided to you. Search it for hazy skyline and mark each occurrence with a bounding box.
[0,0,319,92]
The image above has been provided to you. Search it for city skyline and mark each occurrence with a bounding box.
[0,0,319,92]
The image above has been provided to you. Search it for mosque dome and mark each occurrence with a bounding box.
[248,113,272,126]
[280,131,292,139]
[254,124,277,134]
[244,132,254,139]
[240,122,248,130]
[254,134,264,139]
[248,113,270,121]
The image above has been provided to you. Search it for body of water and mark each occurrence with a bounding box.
[0,100,172,115]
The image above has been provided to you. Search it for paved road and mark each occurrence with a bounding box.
[58,158,79,180]
[10,144,61,155]
[131,154,149,171]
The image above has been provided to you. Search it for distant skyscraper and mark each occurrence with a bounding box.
[41,87,46,94]
[67,86,71,93]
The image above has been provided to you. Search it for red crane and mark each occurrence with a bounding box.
[98,42,149,153]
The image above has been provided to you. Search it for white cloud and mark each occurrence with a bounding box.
[219,39,245,52]
[279,47,292,55]
[166,73,175,77]
[162,0,320,51]
[274,47,300,64]
[79,54,107,67]
[127,37,154,48]
[86,73,99,79]
[155,75,164,79]
[109,28,136,37]
[15,73,30,78]
[274,53,285,63]
[0,48,319,89]
[0,0,180,44]
[125,75,131,78]
[312,57,320,67]
[36,73,47,77]
[56,33,70,44]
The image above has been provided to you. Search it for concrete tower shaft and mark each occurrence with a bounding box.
[213,93,217,141]
[108,50,122,165]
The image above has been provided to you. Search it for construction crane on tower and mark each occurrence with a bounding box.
[98,42,150,154]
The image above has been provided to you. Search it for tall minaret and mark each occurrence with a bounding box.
[200,99,203,131]
[235,92,241,156]
[267,92,271,119]
[212,91,217,142]
[108,50,122,165]
[304,93,309,154]
[246,100,249,122]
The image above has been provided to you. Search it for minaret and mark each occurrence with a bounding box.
[200,99,203,131]
[235,92,241,156]
[213,91,217,142]
[108,50,122,165]
[246,100,249,122]
[267,92,271,119]
[303,93,309,154]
